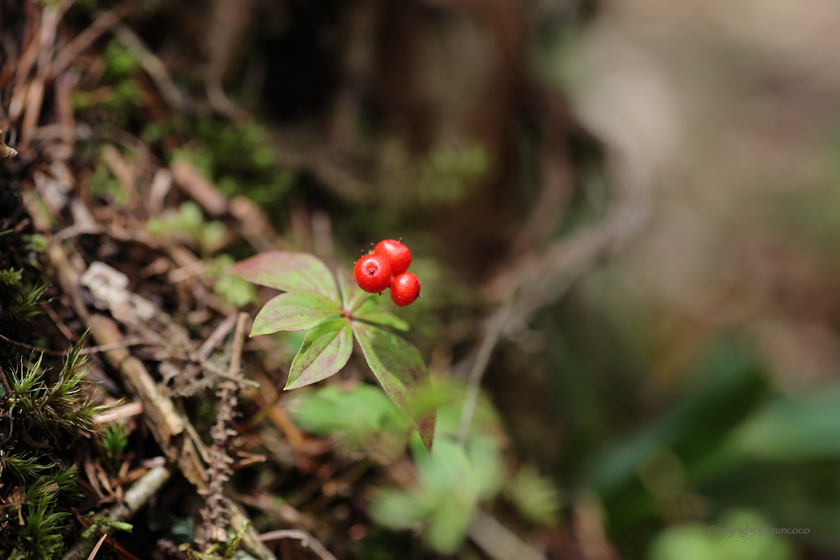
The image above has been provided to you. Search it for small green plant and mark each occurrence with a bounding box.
[9,284,48,323]
[80,515,133,540]
[417,144,490,205]
[289,384,411,451]
[291,379,512,552]
[1,332,109,559]
[100,422,129,462]
[0,268,22,286]
[228,252,436,450]
[147,201,227,254]
[6,336,107,441]
[188,522,248,560]
[12,480,71,560]
[504,465,562,524]
[22,234,48,254]
[205,255,258,307]
[89,163,129,205]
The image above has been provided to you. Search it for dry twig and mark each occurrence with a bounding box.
[63,466,173,560]
[47,244,275,560]
[467,510,548,560]
[50,0,136,78]
[258,530,338,560]
[200,312,249,545]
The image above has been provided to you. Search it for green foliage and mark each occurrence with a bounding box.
[353,322,435,450]
[172,119,295,207]
[722,387,840,461]
[100,422,129,461]
[187,522,248,560]
[103,41,139,78]
[72,40,142,120]
[11,481,71,560]
[1,453,50,481]
[80,515,133,540]
[417,144,490,205]
[252,292,340,335]
[504,465,562,524]
[293,380,512,550]
[147,201,227,254]
[22,235,48,254]
[648,509,793,560]
[289,384,411,449]
[229,251,340,303]
[212,273,258,306]
[352,297,410,331]
[0,268,22,286]
[6,334,108,441]
[370,437,478,553]
[228,251,436,449]
[51,467,84,501]
[89,163,129,205]
[9,284,48,322]
[203,255,258,307]
[206,256,258,306]
[287,319,353,388]
[0,330,108,559]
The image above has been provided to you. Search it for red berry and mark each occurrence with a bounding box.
[374,239,412,276]
[390,272,421,307]
[354,254,393,293]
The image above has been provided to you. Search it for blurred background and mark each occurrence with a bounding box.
[3,0,840,558]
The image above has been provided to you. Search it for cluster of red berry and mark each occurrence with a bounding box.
[353,239,421,307]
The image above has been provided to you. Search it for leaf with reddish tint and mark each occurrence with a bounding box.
[226,252,340,303]
[353,297,409,332]
[251,292,340,335]
[337,267,367,314]
[353,322,435,450]
[286,319,353,389]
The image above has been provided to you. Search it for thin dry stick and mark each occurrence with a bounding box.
[0,332,157,356]
[85,534,108,560]
[467,510,547,560]
[111,23,189,112]
[457,297,513,446]
[198,312,238,360]
[258,530,338,560]
[63,465,173,560]
[50,0,136,78]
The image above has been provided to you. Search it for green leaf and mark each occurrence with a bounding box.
[353,297,410,331]
[289,385,411,447]
[286,319,353,389]
[251,292,340,335]
[353,322,435,450]
[369,438,478,553]
[337,267,367,313]
[226,252,340,303]
[725,387,840,461]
